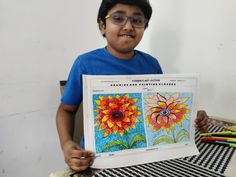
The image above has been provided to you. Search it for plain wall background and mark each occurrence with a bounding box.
[0,0,235,176]
[148,0,236,120]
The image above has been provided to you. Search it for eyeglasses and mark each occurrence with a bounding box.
[105,12,147,28]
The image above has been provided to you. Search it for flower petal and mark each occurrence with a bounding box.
[95,100,101,105]
[157,101,167,108]
[104,129,112,137]
[119,129,124,136]
[107,119,114,128]
[102,115,109,122]
[157,93,167,102]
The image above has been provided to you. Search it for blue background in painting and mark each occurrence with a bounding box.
[143,92,193,147]
[93,93,147,153]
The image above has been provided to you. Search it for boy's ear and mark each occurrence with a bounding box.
[98,18,106,36]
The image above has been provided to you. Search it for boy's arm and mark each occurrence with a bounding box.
[56,103,77,148]
[56,103,95,172]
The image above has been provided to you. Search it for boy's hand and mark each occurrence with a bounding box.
[195,110,209,132]
[62,140,95,172]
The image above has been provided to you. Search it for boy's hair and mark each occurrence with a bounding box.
[97,0,152,29]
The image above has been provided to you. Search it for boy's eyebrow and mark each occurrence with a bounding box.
[110,10,144,16]
[110,10,126,14]
[132,12,144,16]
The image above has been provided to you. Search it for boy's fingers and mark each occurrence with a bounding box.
[80,150,95,158]
[70,165,88,172]
[197,117,208,125]
[202,125,208,131]
[195,110,209,133]
[70,149,95,158]
[70,157,91,166]
[88,151,96,156]
[68,150,95,164]
[196,111,208,125]
[69,157,94,172]
[197,110,208,120]
[198,124,208,133]
[196,120,208,133]
[70,150,93,159]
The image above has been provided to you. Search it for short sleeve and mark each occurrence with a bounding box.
[61,59,83,106]
[154,58,163,74]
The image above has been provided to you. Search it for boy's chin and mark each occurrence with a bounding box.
[107,45,136,57]
[118,44,137,53]
[118,48,135,54]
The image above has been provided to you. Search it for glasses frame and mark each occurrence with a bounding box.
[105,12,148,28]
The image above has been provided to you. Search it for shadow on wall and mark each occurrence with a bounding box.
[150,29,182,73]
[148,1,183,73]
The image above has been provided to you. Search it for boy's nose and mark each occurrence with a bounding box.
[123,19,134,30]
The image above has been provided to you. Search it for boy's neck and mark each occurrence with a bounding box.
[106,46,134,59]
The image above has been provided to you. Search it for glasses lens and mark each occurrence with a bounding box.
[131,15,146,27]
[110,13,126,25]
[108,13,147,28]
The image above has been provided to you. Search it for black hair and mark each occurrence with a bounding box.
[97,0,152,29]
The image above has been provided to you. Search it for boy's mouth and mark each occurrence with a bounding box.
[118,34,135,38]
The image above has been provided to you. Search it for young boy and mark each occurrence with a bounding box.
[56,0,208,172]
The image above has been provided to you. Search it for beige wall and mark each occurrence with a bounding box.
[0,0,236,176]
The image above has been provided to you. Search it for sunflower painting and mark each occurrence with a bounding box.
[93,93,147,153]
[143,92,192,146]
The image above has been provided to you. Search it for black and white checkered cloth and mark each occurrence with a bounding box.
[183,124,235,174]
[94,124,235,177]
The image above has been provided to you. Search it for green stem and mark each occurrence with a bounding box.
[171,126,176,143]
[124,131,130,148]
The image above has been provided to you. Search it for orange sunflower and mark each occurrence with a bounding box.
[145,93,190,132]
[94,94,141,137]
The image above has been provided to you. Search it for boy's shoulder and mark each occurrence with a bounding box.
[72,48,105,65]
[79,48,104,59]
[135,49,157,61]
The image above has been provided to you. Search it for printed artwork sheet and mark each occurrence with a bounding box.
[83,74,199,169]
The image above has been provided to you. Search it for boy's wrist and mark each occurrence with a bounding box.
[61,139,74,151]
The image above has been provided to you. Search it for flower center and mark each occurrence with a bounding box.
[160,109,170,116]
[111,111,124,119]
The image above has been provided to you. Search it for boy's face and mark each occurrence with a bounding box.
[99,4,146,59]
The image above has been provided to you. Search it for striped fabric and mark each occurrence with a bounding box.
[95,159,225,177]
[182,124,235,174]
[92,124,235,177]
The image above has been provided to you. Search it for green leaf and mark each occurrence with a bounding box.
[102,140,128,152]
[153,135,174,145]
[129,134,146,148]
[176,129,189,142]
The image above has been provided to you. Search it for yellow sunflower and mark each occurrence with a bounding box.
[94,94,141,137]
